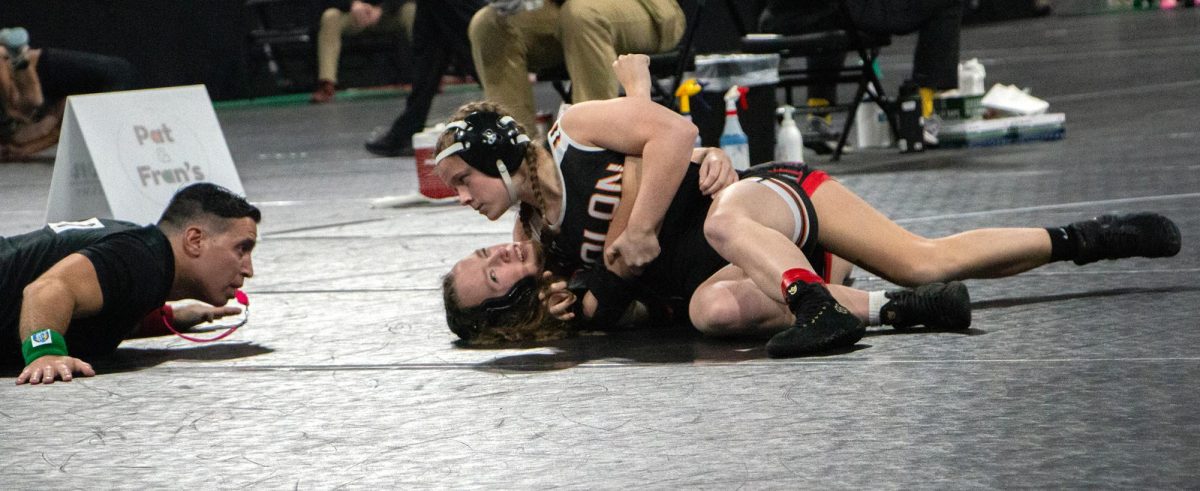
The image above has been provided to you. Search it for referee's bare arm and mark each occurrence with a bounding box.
[16,254,102,385]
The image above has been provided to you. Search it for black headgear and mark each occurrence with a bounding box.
[448,275,540,341]
[434,111,531,178]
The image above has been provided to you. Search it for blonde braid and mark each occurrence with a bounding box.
[519,142,554,241]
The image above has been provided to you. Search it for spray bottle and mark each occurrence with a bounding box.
[674,78,703,147]
[774,104,804,162]
[719,85,750,171]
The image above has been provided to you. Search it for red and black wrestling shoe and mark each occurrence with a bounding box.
[766,281,864,358]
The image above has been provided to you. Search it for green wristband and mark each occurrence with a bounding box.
[21,329,68,365]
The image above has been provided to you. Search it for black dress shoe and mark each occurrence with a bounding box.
[364,130,415,157]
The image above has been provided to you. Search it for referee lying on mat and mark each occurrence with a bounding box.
[2,182,259,385]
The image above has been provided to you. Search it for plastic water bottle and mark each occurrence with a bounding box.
[719,85,750,171]
[0,27,30,69]
[774,105,804,162]
[854,97,892,149]
[958,58,986,96]
[0,27,29,51]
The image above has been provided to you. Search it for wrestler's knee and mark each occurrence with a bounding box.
[320,7,343,25]
[468,6,506,48]
[558,1,608,33]
[689,286,746,336]
[702,210,742,254]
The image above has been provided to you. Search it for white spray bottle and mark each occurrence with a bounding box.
[719,85,750,171]
[774,104,804,162]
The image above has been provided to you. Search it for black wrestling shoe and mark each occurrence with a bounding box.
[364,129,415,157]
[1071,213,1181,266]
[766,282,864,358]
[881,281,971,330]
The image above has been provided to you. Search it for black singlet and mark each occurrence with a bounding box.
[542,121,830,324]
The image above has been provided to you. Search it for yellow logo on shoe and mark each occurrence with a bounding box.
[787,284,798,295]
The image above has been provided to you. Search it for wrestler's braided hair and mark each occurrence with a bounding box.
[436,101,568,343]
[520,136,554,242]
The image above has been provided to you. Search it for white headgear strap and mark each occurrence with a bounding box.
[433,120,470,166]
[495,160,520,209]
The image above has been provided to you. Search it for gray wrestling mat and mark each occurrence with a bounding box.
[2,9,1199,488]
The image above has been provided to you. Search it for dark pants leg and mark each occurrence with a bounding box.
[911,0,961,89]
[805,52,846,105]
[37,48,137,102]
[845,0,962,89]
[387,0,484,142]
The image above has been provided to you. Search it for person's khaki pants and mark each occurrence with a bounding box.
[316,3,417,83]
[469,0,684,133]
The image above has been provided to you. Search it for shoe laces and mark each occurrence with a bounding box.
[1085,216,1142,258]
[789,283,839,326]
[884,287,946,327]
[1103,224,1145,257]
[883,290,919,326]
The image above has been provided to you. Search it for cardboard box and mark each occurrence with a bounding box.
[934,95,984,120]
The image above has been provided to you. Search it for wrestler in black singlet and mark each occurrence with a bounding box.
[542,120,831,325]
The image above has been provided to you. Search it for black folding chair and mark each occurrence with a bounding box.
[245,0,316,90]
[725,0,899,160]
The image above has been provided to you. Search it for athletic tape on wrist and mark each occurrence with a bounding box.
[567,268,636,327]
[21,329,68,365]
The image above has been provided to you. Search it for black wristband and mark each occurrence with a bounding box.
[567,268,636,327]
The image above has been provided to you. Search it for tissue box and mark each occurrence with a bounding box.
[693,53,780,92]
[933,95,984,120]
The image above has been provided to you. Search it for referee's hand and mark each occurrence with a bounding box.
[16,355,95,385]
[173,303,244,330]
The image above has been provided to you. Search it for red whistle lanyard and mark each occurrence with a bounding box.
[162,290,250,343]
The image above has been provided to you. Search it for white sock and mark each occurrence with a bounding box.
[868,290,887,326]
